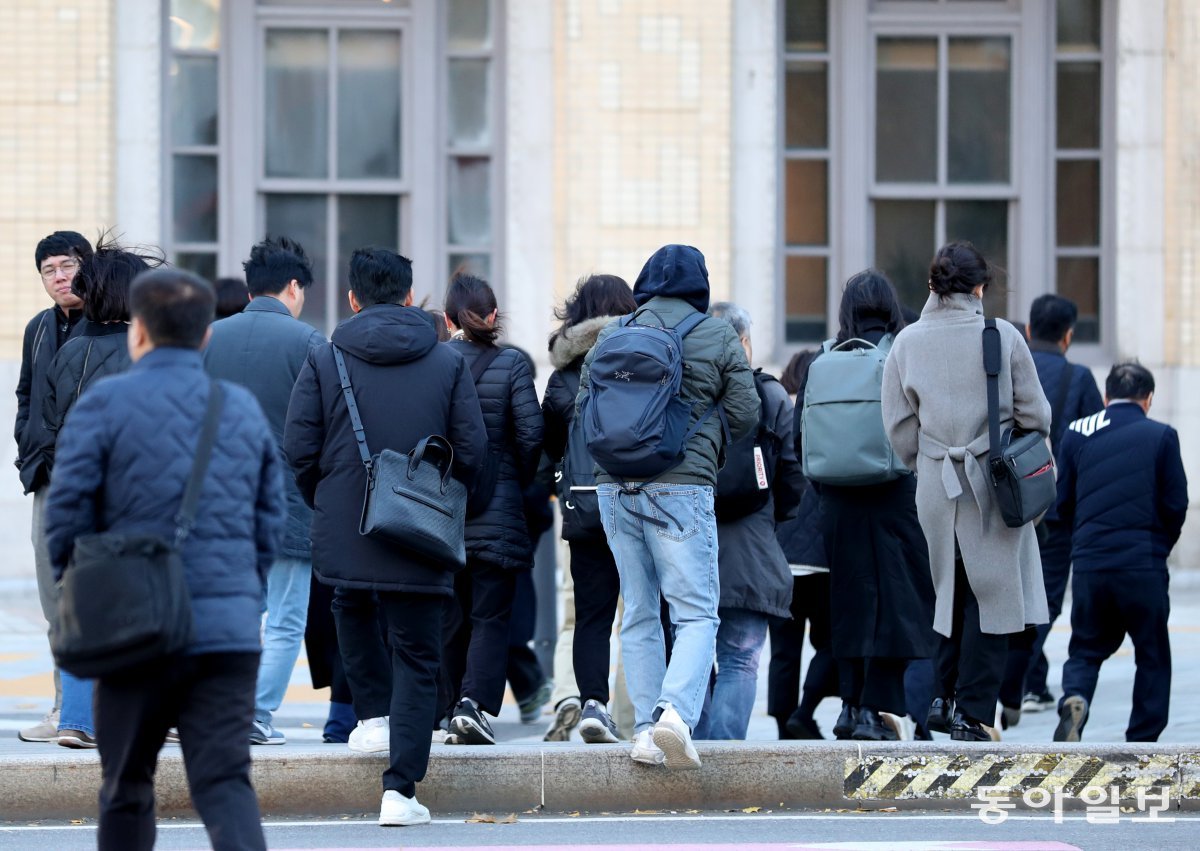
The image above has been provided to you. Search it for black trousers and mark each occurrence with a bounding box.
[570,537,622,704]
[1000,519,1072,701]
[507,568,547,703]
[838,656,909,715]
[1062,570,1171,742]
[440,560,518,717]
[767,573,837,720]
[333,587,444,796]
[94,652,264,851]
[936,559,1012,724]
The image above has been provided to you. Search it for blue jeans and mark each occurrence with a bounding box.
[695,607,768,740]
[254,558,312,725]
[599,483,719,733]
[59,669,94,736]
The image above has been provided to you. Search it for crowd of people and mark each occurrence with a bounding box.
[13,230,1189,845]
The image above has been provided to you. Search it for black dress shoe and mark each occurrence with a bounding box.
[785,711,824,740]
[833,704,856,740]
[851,707,899,741]
[926,697,954,735]
[950,712,997,742]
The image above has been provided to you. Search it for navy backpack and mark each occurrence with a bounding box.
[580,309,720,483]
[554,370,604,542]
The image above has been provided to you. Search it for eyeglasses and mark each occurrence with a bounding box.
[40,260,80,280]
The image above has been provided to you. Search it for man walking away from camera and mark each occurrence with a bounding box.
[284,248,486,826]
[577,244,759,770]
[45,269,284,851]
[205,236,324,745]
[1054,363,1187,743]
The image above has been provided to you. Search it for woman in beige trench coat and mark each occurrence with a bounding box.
[882,241,1051,742]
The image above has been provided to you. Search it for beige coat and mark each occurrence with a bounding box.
[882,293,1051,636]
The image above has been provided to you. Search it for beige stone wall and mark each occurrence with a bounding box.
[1164,0,1199,367]
[553,0,732,305]
[0,1,113,360]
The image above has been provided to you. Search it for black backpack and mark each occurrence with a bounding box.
[715,370,783,522]
[555,370,605,541]
[466,345,505,518]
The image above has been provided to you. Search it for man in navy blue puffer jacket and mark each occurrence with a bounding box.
[46,269,284,851]
[1053,362,1188,743]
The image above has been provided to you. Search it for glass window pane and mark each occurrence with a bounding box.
[265,194,328,331]
[174,252,217,283]
[448,58,492,147]
[785,0,827,52]
[264,30,329,179]
[945,200,1010,319]
[1056,159,1100,246]
[337,196,400,320]
[948,38,1011,183]
[1056,62,1101,149]
[449,253,492,281]
[785,62,828,149]
[169,56,218,147]
[1057,0,1102,53]
[338,31,402,179]
[448,0,491,51]
[173,155,218,243]
[784,159,828,246]
[785,256,827,342]
[1056,256,1100,342]
[876,39,937,183]
[448,157,491,245]
[169,0,220,51]
[874,200,935,312]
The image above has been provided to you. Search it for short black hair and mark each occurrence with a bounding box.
[1105,362,1155,402]
[349,247,412,308]
[242,236,314,297]
[214,276,249,319]
[35,231,93,269]
[130,268,216,349]
[73,239,162,323]
[1029,294,1078,343]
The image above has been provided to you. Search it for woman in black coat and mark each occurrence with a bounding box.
[541,274,636,743]
[42,240,155,748]
[792,270,936,740]
[440,275,544,744]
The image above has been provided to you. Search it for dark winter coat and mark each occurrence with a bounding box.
[15,307,83,493]
[542,315,612,462]
[205,296,325,560]
[448,338,544,570]
[283,304,487,595]
[44,348,285,655]
[794,324,936,660]
[42,321,132,476]
[715,375,797,619]
[1057,402,1189,574]
[776,482,827,570]
[578,246,759,486]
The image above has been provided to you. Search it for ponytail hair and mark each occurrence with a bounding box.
[445,274,501,346]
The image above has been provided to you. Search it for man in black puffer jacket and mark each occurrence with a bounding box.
[284,249,485,827]
[1053,363,1188,743]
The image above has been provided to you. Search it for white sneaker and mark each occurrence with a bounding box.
[348,716,389,754]
[630,729,664,766]
[652,704,701,771]
[379,790,430,826]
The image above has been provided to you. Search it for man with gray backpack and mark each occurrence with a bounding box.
[577,244,758,770]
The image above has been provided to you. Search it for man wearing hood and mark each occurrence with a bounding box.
[283,248,486,826]
[577,244,759,769]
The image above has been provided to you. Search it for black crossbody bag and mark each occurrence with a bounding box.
[332,346,467,568]
[982,320,1057,528]
[51,383,224,678]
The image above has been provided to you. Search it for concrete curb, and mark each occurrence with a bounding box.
[2,743,1199,821]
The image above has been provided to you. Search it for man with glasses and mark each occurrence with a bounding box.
[14,231,92,743]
